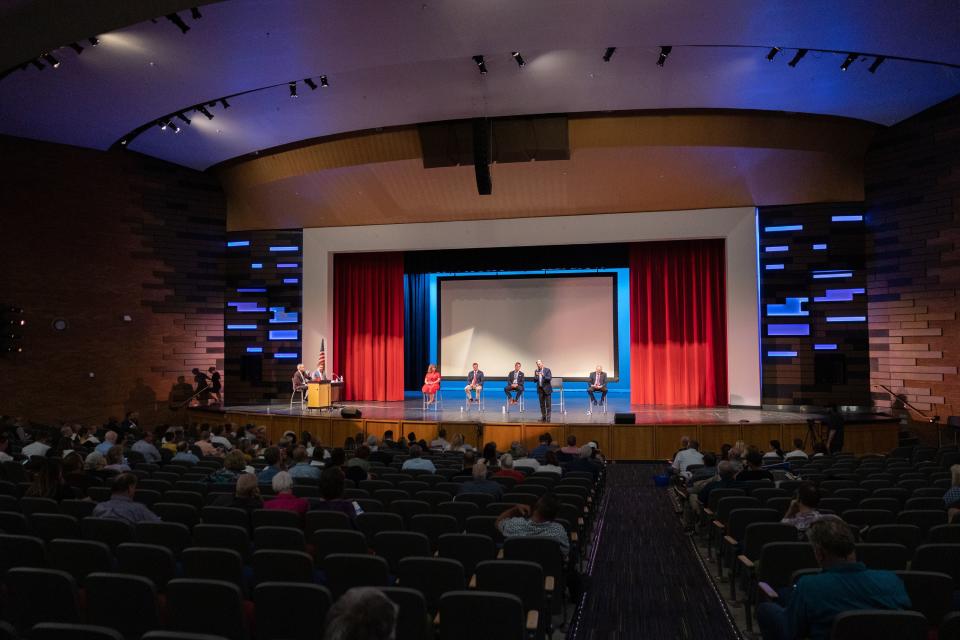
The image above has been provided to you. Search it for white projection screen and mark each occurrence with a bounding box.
[438,275,617,380]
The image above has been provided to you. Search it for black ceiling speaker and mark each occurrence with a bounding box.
[472,117,492,195]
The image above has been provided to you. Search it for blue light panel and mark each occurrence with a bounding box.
[831,215,863,222]
[765,264,784,270]
[283,278,299,284]
[246,347,263,353]
[251,263,263,269]
[768,351,798,357]
[814,344,838,350]
[277,263,299,269]
[812,244,827,250]
[812,272,853,279]
[229,302,266,312]
[269,330,299,340]
[767,324,810,336]
[767,297,809,317]
[269,246,300,252]
[274,353,299,359]
[226,240,250,247]
[813,288,865,302]
[237,287,267,293]
[227,324,257,330]
[826,316,867,323]
[764,225,803,232]
[765,246,789,252]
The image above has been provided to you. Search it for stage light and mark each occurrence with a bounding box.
[69,42,84,54]
[787,48,808,67]
[169,121,180,133]
[190,7,202,19]
[166,13,190,34]
[868,56,885,73]
[43,53,60,68]
[511,51,525,68]
[766,47,781,61]
[120,139,127,146]
[197,105,214,119]
[289,81,298,97]
[603,47,616,62]
[656,46,672,67]
[30,59,44,70]
[159,120,168,130]
[177,112,191,124]
[88,37,99,47]
[841,53,858,71]
[304,77,318,90]
[472,55,488,74]
[319,75,328,87]
[220,98,230,108]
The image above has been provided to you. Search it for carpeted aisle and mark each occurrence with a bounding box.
[569,464,741,640]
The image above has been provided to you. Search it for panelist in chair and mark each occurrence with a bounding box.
[504,361,524,404]
[587,365,608,405]
[464,362,484,403]
[310,356,328,381]
[422,364,441,405]
[292,363,311,394]
[534,359,553,421]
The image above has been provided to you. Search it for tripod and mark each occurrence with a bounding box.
[802,418,825,451]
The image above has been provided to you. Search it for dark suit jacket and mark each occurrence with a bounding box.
[589,371,608,387]
[506,370,525,387]
[467,370,484,385]
[292,370,309,391]
[535,368,552,394]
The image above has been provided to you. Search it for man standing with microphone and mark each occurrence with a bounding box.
[535,359,553,422]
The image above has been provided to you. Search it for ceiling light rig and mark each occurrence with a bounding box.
[766,47,781,61]
[197,105,214,119]
[304,78,318,90]
[656,46,672,67]
[69,42,84,55]
[88,37,99,47]
[220,98,230,108]
[511,51,525,68]
[840,53,858,71]
[176,112,191,124]
[165,13,191,34]
[603,47,616,62]
[42,53,60,68]
[289,81,298,97]
[868,56,885,73]
[190,7,202,20]
[319,75,329,88]
[472,55,488,74]
[787,48,808,67]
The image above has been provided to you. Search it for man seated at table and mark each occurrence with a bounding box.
[464,362,484,403]
[587,365,608,405]
[504,362,524,404]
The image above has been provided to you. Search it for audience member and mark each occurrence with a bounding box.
[450,433,473,452]
[211,472,263,512]
[0,434,14,462]
[690,452,718,482]
[196,430,223,457]
[763,439,785,460]
[757,517,910,640]
[697,461,743,509]
[346,445,371,473]
[62,451,96,496]
[781,482,823,537]
[481,442,499,469]
[401,444,436,473]
[21,432,52,458]
[131,431,162,463]
[460,450,478,474]
[264,471,309,516]
[945,464,960,522]
[785,438,809,460]
[209,450,248,484]
[530,433,553,462]
[494,454,525,481]
[735,450,775,482]
[560,435,579,456]
[95,431,118,455]
[365,435,379,452]
[457,462,504,499]
[512,448,540,472]
[674,435,691,459]
[310,444,328,467]
[672,439,704,474]
[430,428,451,451]
[288,445,322,480]
[104,445,131,473]
[210,424,234,451]
[92,473,161,524]
[25,457,68,500]
[322,586,397,640]
[257,447,283,483]
[536,450,563,475]
[171,440,200,465]
[566,445,601,479]
[497,493,569,558]
[310,467,360,519]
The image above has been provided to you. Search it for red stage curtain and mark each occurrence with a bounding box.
[629,240,728,406]
[334,252,405,401]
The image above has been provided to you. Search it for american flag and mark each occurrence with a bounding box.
[317,339,325,372]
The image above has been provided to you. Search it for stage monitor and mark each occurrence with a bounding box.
[438,274,617,380]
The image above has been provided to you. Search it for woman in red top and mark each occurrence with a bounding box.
[422,363,441,405]
[264,471,309,516]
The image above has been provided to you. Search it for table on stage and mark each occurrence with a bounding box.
[307,380,343,410]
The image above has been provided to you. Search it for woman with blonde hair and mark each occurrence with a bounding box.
[210,472,263,515]
[422,364,441,405]
[450,433,473,452]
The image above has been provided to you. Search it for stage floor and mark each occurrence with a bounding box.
[217,397,831,425]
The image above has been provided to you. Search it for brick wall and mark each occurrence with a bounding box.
[0,135,226,424]
[865,96,960,417]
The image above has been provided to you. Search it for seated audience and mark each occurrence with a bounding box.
[210,424,234,450]
[566,445,602,479]
[22,432,52,458]
[945,464,960,522]
[323,586,398,640]
[812,442,829,458]
[365,435,379,452]
[104,445,131,473]
[62,451,96,497]
[92,473,161,524]
[689,452,717,482]
[496,493,569,558]
[697,461,743,509]
[457,461,504,499]
[209,450,248,484]
[95,431,118,456]
[450,433,473,452]
[264,471,309,516]
[25,457,68,500]
[757,517,911,640]
[672,439,704,474]
[430,428,451,451]
[530,433,554,462]
[310,467,360,520]
[512,447,540,472]
[494,454,526,481]
[195,430,223,457]
[763,439,785,461]
[536,450,563,475]
[560,435,579,456]
[481,442,499,470]
[401,444,436,473]
[171,440,200,465]
[785,438,809,460]
[781,482,823,537]
[131,431,162,463]
[211,472,263,512]
[735,450,775,482]
[257,446,283,483]
[311,444,329,467]
[288,445,322,480]
[346,445,371,473]
[0,435,13,462]
[460,450,478,474]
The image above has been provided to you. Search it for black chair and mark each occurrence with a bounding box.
[833,488,870,504]
[733,522,798,603]
[410,514,460,550]
[864,524,923,553]
[381,587,432,640]
[254,526,306,551]
[357,512,405,538]
[200,505,250,528]
[163,491,205,510]
[4,568,80,631]
[437,501,480,530]
[29,513,80,542]
[895,570,954,626]
[324,553,390,599]
[181,547,245,589]
[193,523,251,561]
[897,510,948,537]
[0,533,45,571]
[475,559,550,638]
[374,489,410,506]
[84,572,160,639]
[744,542,818,632]
[19,497,60,516]
[305,510,352,532]
[438,533,496,576]
[456,493,495,509]
[311,529,368,568]
[48,539,112,584]
[165,579,249,640]
[254,582,332,640]
[153,502,200,529]
[134,489,163,508]
[0,510,30,535]
[252,509,302,530]
[116,543,177,590]
[59,499,96,520]
[829,609,927,640]
[135,521,191,555]
[389,500,433,527]
[28,624,123,640]
[438,591,528,640]
[81,517,135,549]
[503,536,566,618]
[905,497,947,511]
[373,531,432,573]
[912,543,960,585]
[842,509,896,529]
[252,549,314,584]
[465,515,504,543]
[416,490,454,509]
[854,543,910,571]
[397,557,466,613]
[356,498,387,513]
[927,524,960,543]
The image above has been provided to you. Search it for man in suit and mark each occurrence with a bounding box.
[534,359,552,421]
[464,362,484,403]
[292,363,311,393]
[587,365,608,405]
[504,362,524,404]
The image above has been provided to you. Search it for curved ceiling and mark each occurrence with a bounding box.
[1,0,958,170]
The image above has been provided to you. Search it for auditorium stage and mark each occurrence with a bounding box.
[188,399,900,461]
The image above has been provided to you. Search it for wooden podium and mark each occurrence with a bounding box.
[307,380,343,409]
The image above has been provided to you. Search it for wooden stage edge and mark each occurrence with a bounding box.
[188,408,900,462]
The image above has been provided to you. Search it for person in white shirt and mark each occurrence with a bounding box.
[209,425,233,451]
[430,429,451,451]
[785,438,809,460]
[672,440,704,474]
[22,434,52,458]
[512,449,541,472]
[401,445,436,474]
[0,435,13,462]
[535,450,563,475]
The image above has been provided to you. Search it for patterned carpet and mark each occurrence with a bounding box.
[569,464,742,640]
